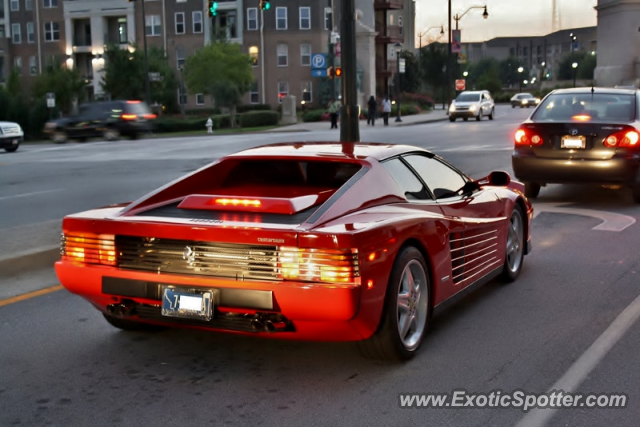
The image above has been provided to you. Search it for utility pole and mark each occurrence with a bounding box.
[447,0,452,113]
[339,0,359,142]
[140,0,151,106]
[328,0,336,100]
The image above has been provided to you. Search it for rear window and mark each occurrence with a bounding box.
[456,93,481,102]
[124,102,151,115]
[532,93,636,122]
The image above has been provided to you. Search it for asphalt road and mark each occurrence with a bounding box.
[1,105,639,426]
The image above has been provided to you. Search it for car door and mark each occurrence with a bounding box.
[402,154,507,294]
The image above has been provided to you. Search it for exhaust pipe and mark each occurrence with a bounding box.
[264,320,287,333]
[250,319,263,333]
[106,302,135,317]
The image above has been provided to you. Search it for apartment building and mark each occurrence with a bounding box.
[1,0,415,109]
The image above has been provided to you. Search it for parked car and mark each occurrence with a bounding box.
[449,90,495,121]
[43,100,156,143]
[511,93,541,108]
[55,142,533,360]
[512,87,640,201]
[0,121,24,153]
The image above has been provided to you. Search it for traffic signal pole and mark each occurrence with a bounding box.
[328,0,335,100]
[339,0,359,142]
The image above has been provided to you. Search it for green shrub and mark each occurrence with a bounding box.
[238,110,279,127]
[185,107,221,116]
[154,114,232,133]
[391,103,420,116]
[237,104,271,113]
[302,109,326,122]
[28,99,51,140]
[492,92,513,103]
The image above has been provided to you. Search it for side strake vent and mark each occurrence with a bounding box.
[449,228,500,286]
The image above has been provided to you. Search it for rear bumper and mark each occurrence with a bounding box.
[55,261,369,341]
[512,150,640,184]
[0,135,23,148]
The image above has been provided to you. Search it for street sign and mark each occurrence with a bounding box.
[312,69,328,78]
[148,72,163,82]
[46,92,55,108]
[335,42,341,57]
[311,53,327,69]
[399,58,406,73]
[455,79,466,91]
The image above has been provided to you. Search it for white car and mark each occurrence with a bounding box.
[0,121,24,153]
[449,90,495,122]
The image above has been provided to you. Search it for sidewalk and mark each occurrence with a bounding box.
[267,108,449,133]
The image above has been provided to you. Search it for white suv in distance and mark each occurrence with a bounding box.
[449,90,495,122]
[0,121,24,153]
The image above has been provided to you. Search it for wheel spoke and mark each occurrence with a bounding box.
[397,293,411,313]
[400,312,414,338]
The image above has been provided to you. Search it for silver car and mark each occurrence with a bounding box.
[449,90,495,122]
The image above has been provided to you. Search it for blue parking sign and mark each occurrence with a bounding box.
[311,54,327,70]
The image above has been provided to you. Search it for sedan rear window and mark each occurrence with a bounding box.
[532,93,636,122]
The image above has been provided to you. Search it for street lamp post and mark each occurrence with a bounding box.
[394,42,403,123]
[518,66,524,93]
[572,62,578,87]
[139,0,151,106]
[447,3,488,110]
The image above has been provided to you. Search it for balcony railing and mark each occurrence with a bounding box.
[375,24,404,43]
[374,0,404,10]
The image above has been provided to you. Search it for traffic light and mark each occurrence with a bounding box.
[260,0,271,11]
[327,66,334,79]
[334,67,342,77]
[208,1,218,17]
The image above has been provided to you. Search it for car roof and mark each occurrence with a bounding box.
[227,142,431,162]
[549,87,638,96]
[459,91,487,95]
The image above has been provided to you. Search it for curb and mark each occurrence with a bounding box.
[0,245,60,279]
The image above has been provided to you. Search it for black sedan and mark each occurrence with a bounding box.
[510,93,540,108]
[512,87,640,202]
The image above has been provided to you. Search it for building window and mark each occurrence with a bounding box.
[14,57,22,75]
[10,0,19,12]
[178,87,187,106]
[324,7,332,30]
[299,7,311,30]
[196,93,205,105]
[43,0,58,8]
[26,0,33,11]
[277,44,288,67]
[250,82,259,104]
[215,11,237,39]
[249,46,259,66]
[44,22,59,41]
[247,8,258,31]
[300,43,311,66]
[302,81,312,102]
[276,7,287,30]
[523,47,528,55]
[146,15,161,37]
[29,56,37,75]
[11,24,21,44]
[278,81,289,103]
[27,22,34,43]
[0,26,5,39]
[176,47,185,69]
[193,11,203,33]
[118,18,127,43]
[175,13,185,35]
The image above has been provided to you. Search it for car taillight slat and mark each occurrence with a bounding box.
[61,233,116,266]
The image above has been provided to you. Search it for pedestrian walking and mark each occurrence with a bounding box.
[382,96,392,126]
[205,117,213,134]
[367,95,378,126]
[328,98,340,129]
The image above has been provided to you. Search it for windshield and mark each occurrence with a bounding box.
[519,94,535,99]
[531,93,636,122]
[456,94,481,102]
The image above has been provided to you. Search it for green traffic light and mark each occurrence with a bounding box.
[264,3,270,9]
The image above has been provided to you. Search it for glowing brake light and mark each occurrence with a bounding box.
[215,198,261,208]
[277,247,360,285]
[121,114,137,120]
[604,130,640,147]
[515,128,543,146]
[144,113,157,119]
[126,100,141,104]
[572,114,591,122]
[61,233,116,266]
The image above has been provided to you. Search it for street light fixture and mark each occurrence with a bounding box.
[518,66,524,92]
[572,62,579,87]
[394,42,403,123]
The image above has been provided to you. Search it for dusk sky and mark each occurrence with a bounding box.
[416,0,598,44]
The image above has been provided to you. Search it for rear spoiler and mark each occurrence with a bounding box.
[177,193,333,215]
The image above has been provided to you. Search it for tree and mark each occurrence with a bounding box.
[557,51,596,81]
[183,41,253,127]
[466,58,499,89]
[31,64,86,114]
[418,43,448,104]
[498,57,528,89]
[393,51,421,94]
[211,81,242,126]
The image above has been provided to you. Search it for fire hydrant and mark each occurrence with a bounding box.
[205,117,213,134]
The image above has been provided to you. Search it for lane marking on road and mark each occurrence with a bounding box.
[532,202,636,231]
[0,189,64,201]
[0,285,63,308]
[516,291,640,427]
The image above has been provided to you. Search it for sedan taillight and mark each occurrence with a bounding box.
[515,128,543,146]
[604,130,640,148]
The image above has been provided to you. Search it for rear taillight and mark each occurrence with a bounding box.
[277,247,360,285]
[143,113,157,119]
[604,130,640,148]
[121,114,137,120]
[61,233,116,266]
[515,128,543,146]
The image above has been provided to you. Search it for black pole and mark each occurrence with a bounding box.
[141,0,151,106]
[339,0,359,142]
[447,0,452,113]
[328,0,335,100]
[395,51,402,122]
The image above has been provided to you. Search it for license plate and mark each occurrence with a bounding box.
[161,286,213,321]
[561,136,586,149]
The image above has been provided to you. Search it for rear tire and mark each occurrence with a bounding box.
[499,205,525,283]
[489,108,494,120]
[102,313,166,332]
[449,116,456,122]
[476,112,481,121]
[631,185,640,203]
[524,182,541,198]
[358,246,430,361]
[4,145,19,153]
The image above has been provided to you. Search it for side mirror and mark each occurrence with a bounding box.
[475,171,511,187]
